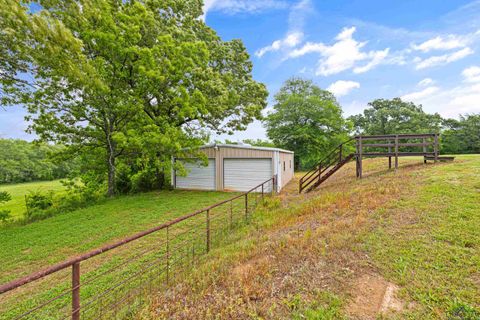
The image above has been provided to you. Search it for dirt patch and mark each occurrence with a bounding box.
[347,273,405,319]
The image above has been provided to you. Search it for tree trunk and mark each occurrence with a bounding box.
[106,135,116,197]
[107,155,116,197]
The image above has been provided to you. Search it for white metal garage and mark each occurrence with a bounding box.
[175,159,216,190]
[223,158,273,192]
[173,144,294,192]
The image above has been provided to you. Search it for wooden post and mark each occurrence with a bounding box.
[355,137,360,179]
[423,137,427,164]
[434,134,439,163]
[358,136,363,178]
[394,135,399,171]
[388,143,392,169]
[72,263,80,320]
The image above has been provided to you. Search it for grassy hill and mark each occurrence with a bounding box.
[139,155,480,319]
[1,155,478,319]
[0,189,236,284]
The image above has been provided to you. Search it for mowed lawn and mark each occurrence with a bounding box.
[0,180,66,219]
[0,189,236,284]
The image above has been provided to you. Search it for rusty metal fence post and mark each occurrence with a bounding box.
[206,210,210,253]
[244,194,248,220]
[261,184,264,205]
[166,226,170,284]
[72,262,80,320]
[229,200,233,228]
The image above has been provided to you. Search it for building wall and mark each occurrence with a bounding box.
[279,152,294,189]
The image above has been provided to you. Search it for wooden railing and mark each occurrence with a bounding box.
[299,138,355,193]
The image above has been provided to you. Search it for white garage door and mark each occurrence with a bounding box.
[224,158,272,192]
[176,159,215,190]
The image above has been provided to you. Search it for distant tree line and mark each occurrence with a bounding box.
[0,139,80,184]
[264,78,480,170]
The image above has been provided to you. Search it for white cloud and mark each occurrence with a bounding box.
[412,35,467,52]
[401,86,440,101]
[418,78,435,87]
[327,80,360,97]
[462,66,480,82]
[255,0,312,58]
[353,48,390,74]
[287,26,391,76]
[255,32,303,57]
[400,83,480,118]
[414,47,474,69]
[201,0,288,21]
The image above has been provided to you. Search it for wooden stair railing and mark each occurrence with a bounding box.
[299,139,355,193]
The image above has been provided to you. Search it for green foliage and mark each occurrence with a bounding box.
[349,98,443,135]
[24,190,54,221]
[265,78,350,169]
[442,114,480,154]
[216,138,276,148]
[447,301,480,320]
[0,190,12,222]
[0,190,11,203]
[242,139,276,148]
[288,292,347,320]
[0,0,33,106]
[0,139,79,184]
[2,0,267,197]
[20,179,104,223]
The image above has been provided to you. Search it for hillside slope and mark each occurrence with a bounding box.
[140,155,480,319]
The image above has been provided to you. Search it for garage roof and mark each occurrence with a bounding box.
[201,143,294,154]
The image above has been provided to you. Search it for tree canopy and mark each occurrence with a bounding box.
[349,98,443,135]
[0,139,78,184]
[2,0,267,196]
[441,114,480,154]
[264,78,350,169]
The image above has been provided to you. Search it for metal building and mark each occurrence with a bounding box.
[173,144,294,192]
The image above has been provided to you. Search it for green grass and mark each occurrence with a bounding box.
[0,180,66,219]
[0,189,237,284]
[364,155,480,318]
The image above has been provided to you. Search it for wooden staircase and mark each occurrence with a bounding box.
[299,140,355,193]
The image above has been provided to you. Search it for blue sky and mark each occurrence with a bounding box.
[1,0,480,141]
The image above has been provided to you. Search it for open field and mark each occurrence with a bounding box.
[0,180,65,219]
[139,155,480,319]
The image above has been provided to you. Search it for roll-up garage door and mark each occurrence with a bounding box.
[224,158,272,192]
[175,159,216,190]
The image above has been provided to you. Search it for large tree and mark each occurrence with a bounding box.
[349,98,443,135]
[264,78,350,169]
[4,0,267,196]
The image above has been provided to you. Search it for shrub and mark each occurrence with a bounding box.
[0,210,11,223]
[24,191,54,221]
[0,191,12,223]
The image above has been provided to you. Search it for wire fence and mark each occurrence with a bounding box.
[0,177,277,320]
